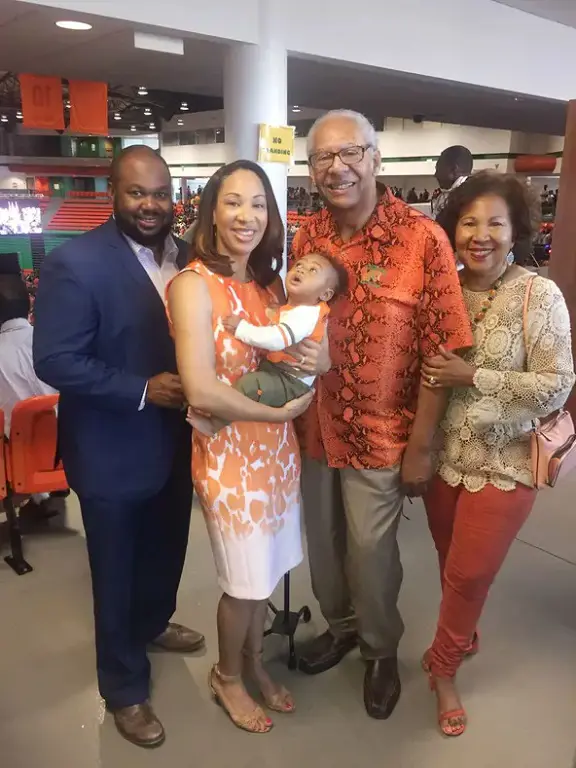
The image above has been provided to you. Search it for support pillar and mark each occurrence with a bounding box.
[548,100,576,415]
[223,0,287,273]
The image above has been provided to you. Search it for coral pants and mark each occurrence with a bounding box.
[423,475,536,678]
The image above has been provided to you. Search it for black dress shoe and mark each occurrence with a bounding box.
[363,657,401,719]
[298,630,358,675]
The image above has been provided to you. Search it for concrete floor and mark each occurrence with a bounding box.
[0,478,575,768]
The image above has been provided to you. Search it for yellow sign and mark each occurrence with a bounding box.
[258,124,295,164]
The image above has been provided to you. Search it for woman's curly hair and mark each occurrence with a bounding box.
[436,171,542,265]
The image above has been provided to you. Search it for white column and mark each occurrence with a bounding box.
[223,0,288,273]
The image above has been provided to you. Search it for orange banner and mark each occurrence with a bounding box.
[69,80,108,135]
[19,74,64,130]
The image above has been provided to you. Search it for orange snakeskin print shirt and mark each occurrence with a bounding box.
[291,188,473,470]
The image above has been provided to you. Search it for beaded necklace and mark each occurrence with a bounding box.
[463,267,509,325]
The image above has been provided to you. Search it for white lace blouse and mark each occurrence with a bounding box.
[438,273,575,492]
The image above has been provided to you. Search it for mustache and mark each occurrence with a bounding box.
[114,206,173,225]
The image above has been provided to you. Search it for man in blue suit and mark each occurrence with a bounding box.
[33,146,203,748]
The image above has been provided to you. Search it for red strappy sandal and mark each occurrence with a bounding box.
[428,675,467,737]
[422,651,467,737]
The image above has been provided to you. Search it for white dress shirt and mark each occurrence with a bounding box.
[123,233,181,409]
[0,318,56,437]
[123,233,180,299]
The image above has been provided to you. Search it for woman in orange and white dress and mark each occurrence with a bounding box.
[168,160,321,735]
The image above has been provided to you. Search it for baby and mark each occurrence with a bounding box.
[223,252,348,407]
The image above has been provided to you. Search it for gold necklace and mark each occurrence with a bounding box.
[464,268,509,324]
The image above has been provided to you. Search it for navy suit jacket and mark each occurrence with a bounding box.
[33,218,191,501]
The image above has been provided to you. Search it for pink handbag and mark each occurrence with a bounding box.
[524,277,576,488]
[531,410,576,488]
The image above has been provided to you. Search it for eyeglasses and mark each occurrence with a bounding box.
[308,144,374,171]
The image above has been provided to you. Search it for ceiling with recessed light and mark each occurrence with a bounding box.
[0,0,568,135]
[55,20,93,31]
[0,72,222,133]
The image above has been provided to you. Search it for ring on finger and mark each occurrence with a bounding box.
[428,375,438,386]
[300,356,307,366]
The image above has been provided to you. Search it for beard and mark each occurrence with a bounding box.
[114,206,174,248]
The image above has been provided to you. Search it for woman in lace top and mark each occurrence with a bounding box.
[419,172,575,737]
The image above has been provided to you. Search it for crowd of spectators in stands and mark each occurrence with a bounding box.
[288,186,308,206]
[287,186,324,213]
[172,200,197,238]
[22,269,39,322]
[390,186,440,204]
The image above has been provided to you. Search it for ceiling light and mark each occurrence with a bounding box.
[56,20,92,31]
[177,118,184,126]
[138,86,148,96]
[292,106,301,113]
[65,100,71,109]
[16,111,23,119]
[113,112,121,121]
[143,108,152,116]
[180,101,189,111]
[149,122,156,130]
[1,115,8,123]
[130,125,137,132]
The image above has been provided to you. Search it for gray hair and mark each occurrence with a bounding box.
[306,110,378,157]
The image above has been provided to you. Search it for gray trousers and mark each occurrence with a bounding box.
[301,457,405,659]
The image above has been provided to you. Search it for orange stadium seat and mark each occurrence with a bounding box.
[47,199,113,232]
[0,410,6,502]
[68,190,111,200]
[3,395,69,575]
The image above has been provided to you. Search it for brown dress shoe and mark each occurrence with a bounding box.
[113,702,165,748]
[151,623,205,653]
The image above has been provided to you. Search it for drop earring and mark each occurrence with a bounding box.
[506,250,515,266]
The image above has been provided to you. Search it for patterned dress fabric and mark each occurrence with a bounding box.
[438,274,575,492]
[177,261,303,599]
[291,187,473,470]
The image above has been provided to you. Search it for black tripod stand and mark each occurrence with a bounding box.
[265,572,311,669]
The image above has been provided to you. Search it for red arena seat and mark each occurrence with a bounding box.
[3,395,69,575]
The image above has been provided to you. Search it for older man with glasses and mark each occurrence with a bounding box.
[292,110,472,719]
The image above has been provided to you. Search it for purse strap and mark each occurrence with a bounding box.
[523,275,538,432]
[522,275,536,351]
[523,274,565,432]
